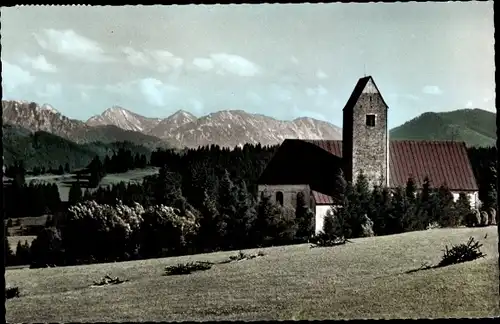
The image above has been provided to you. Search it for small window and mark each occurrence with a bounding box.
[276,191,284,206]
[366,114,376,127]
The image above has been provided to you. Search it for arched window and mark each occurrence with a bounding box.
[276,191,284,206]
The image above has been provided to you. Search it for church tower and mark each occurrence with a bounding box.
[342,76,389,188]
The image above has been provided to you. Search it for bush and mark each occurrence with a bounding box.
[164,261,212,276]
[437,237,486,268]
[360,214,374,237]
[6,218,13,227]
[5,287,20,299]
[480,211,489,226]
[30,227,64,268]
[464,210,481,227]
[310,232,347,248]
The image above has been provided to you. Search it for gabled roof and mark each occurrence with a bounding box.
[281,139,478,191]
[343,76,389,111]
[312,190,337,205]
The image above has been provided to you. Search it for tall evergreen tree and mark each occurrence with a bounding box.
[455,192,472,226]
[68,181,83,206]
[436,184,457,227]
[217,170,239,249]
[64,162,70,174]
[295,191,314,241]
[5,236,15,266]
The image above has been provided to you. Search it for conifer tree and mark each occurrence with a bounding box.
[68,181,83,206]
[295,191,314,241]
[198,189,220,251]
[455,192,472,226]
[436,184,457,227]
[64,162,70,174]
[4,236,15,266]
[217,170,238,249]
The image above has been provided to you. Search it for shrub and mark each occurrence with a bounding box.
[164,261,212,276]
[480,211,489,226]
[6,218,13,227]
[426,222,441,230]
[30,227,64,268]
[5,287,20,299]
[229,251,248,261]
[360,214,374,237]
[437,237,486,268]
[464,210,481,227]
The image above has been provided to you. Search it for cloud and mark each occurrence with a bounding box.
[422,85,443,95]
[20,54,58,73]
[81,91,90,101]
[1,61,36,93]
[290,56,299,64]
[121,47,184,72]
[188,98,204,115]
[36,83,62,98]
[270,84,292,102]
[483,96,494,103]
[33,29,113,63]
[306,85,328,97]
[193,53,261,77]
[247,91,264,105]
[121,47,150,66]
[106,78,179,107]
[150,50,184,72]
[316,69,328,79]
[192,58,215,71]
[466,100,473,108]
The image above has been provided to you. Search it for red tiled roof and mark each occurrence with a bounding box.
[303,139,343,157]
[312,190,335,205]
[298,139,478,191]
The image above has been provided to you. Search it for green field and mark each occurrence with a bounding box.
[7,236,37,251]
[6,226,499,322]
[23,167,159,202]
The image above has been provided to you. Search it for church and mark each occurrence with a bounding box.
[257,76,479,235]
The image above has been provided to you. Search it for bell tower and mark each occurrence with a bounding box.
[342,76,389,188]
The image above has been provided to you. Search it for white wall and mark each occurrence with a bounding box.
[315,205,333,235]
[451,191,479,210]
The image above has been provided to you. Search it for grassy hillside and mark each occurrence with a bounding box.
[6,227,499,322]
[390,109,496,147]
[2,124,153,170]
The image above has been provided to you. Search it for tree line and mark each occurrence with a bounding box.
[3,143,497,268]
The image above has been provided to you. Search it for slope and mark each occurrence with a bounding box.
[2,124,153,171]
[390,109,496,147]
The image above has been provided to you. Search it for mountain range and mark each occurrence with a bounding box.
[2,100,343,149]
[1,99,496,169]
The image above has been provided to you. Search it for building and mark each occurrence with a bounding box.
[257,76,479,235]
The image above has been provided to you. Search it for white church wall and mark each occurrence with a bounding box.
[314,205,341,235]
[451,191,479,210]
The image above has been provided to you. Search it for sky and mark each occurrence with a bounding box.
[1,3,495,128]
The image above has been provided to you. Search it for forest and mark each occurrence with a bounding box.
[4,143,498,268]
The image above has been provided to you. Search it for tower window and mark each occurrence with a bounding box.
[366,114,376,127]
[276,191,284,206]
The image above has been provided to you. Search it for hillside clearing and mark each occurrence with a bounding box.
[21,167,159,201]
[6,226,499,322]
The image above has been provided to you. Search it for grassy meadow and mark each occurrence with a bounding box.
[23,167,159,202]
[6,226,499,322]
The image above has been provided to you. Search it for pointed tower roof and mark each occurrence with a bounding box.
[342,76,389,111]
